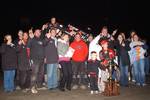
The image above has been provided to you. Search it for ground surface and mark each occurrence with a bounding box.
[0,73,150,100]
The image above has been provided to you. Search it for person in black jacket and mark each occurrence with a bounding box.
[115,33,130,86]
[87,51,99,94]
[44,28,59,90]
[17,32,31,92]
[27,29,45,93]
[0,34,17,92]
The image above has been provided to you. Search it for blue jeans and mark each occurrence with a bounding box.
[47,63,58,89]
[133,59,145,85]
[119,60,128,86]
[4,70,15,92]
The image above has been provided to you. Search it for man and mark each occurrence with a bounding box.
[70,34,88,89]
[27,29,45,93]
[44,28,59,90]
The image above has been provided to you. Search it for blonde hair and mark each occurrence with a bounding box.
[4,34,11,43]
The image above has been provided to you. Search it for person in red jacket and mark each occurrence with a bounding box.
[70,34,88,90]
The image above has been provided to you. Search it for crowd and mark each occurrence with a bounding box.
[0,17,149,94]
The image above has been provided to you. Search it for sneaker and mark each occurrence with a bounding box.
[59,88,65,92]
[80,85,86,90]
[142,83,147,87]
[90,91,94,94]
[66,87,71,91]
[136,83,140,86]
[31,87,38,94]
[16,86,21,90]
[95,91,99,94]
[22,89,28,93]
[72,85,78,90]
[37,87,47,90]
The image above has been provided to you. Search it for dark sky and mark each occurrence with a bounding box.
[0,0,149,40]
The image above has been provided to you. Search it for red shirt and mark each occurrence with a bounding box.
[70,40,88,62]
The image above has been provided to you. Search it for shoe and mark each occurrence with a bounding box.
[59,88,65,92]
[31,87,38,94]
[80,85,86,90]
[22,89,28,93]
[142,83,147,87]
[136,83,140,86]
[16,86,21,90]
[90,91,94,94]
[37,87,47,90]
[95,91,99,94]
[72,85,78,90]
[66,87,71,91]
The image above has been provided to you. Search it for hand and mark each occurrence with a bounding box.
[44,58,47,63]
[6,40,12,45]
[42,24,48,30]
[110,36,115,41]
[46,33,51,38]
[112,29,118,36]
[29,32,34,39]
[122,43,125,47]
[18,40,23,45]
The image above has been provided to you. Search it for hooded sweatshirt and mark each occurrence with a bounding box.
[70,40,88,62]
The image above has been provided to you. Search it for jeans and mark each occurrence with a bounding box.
[133,59,145,85]
[119,60,129,86]
[4,70,15,92]
[47,63,58,89]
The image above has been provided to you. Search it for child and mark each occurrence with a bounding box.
[99,39,115,93]
[87,51,100,94]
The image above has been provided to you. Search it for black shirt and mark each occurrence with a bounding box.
[27,37,44,61]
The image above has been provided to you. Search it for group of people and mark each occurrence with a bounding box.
[0,17,149,95]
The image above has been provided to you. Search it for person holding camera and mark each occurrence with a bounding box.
[0,34,17,92]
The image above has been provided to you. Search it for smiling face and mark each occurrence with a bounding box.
[133,34,139,42]
[118,34,123,42]
[91,52,97,60]
[51,17,56,24]
[101,40,108,50]
[101,27,108,37]
[62,34,69,42]
[34,29,41,38]
[75,34,81,42]
[50,29,56,38]
[23,32,28,40]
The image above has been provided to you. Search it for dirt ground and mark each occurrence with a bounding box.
[0,81,150,100]
[0,72,150,100]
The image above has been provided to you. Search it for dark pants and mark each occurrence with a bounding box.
[19,70,31,89]
[30,60,44,88]
[72,61,87,85]
[89,76,98,91]
[59,61,72,89]
[15,69,20,86]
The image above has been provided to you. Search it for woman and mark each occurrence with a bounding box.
[17,32,31,92]
[0,34,17,92]
[129,34,146,86]
[57,34,73,91]
[115,33,130,86]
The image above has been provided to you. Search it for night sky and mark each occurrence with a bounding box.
[0,0,149,41]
